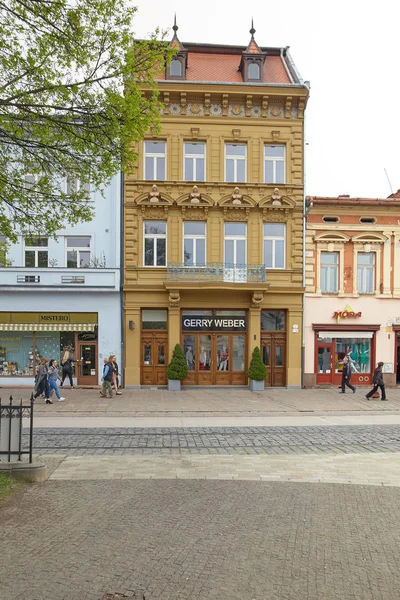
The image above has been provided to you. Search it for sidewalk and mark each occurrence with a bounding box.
[5,385,400,427]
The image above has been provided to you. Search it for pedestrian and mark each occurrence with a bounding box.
[100,358,114,398]
[33,357,51,403]
[339,356,356,394]
[366,361,387,401]
[109,354,122,395]
[60,346,75,389]
[48,359,65,402]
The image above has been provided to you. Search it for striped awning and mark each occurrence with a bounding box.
[0,323,96,332]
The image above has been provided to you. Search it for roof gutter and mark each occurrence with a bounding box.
[280,48,295,84]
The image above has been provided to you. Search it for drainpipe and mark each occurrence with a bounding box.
[119,169,125,387]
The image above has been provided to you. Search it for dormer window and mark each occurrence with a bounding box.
[170,59,182,77]
[248,62,260,80]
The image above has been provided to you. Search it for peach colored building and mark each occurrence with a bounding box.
[304,192,400,387]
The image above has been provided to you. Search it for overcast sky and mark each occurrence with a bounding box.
[133,0,400,199]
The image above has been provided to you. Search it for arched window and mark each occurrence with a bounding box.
[248,62,260,80]
[170,59,182,77]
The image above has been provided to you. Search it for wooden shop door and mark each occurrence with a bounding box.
[141,332,168,386]
[76,342,98,385]
[261,333,286,387]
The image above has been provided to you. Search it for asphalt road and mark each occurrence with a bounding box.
[25,424,400,455]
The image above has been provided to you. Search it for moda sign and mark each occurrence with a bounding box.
[333,304,362,323]
[182,315,246,332]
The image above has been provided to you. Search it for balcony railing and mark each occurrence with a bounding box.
[167,263,266,284]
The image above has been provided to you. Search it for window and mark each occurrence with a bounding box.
[66,237,91,268]
[142,309,167,330]
[320,252,338,293]
[184,142,205,181]
[323,216,339,223]
[264,145,285,184]
[170,59,182,77]
[183,221,206,266]
[248,62,260,80]
[263,224,285,269]
[66,177,90,194]
[24,237,48,268]
[261,311,285,331]
[225,144,246,183]
[224,222,246,265]
[357,252,375,294]
[335,338,371,374]
[144,221,166,267]
[0,235,6,266]
[144,141,166,181]
[360,217,376,224]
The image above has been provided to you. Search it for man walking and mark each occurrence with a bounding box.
[339,356,356,394]
[366,361,387,401]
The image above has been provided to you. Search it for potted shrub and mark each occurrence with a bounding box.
[166,343,188,391]
[247,346,267,391]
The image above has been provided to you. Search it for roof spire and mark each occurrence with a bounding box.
[250,18,255,37]
[173,13,178,33]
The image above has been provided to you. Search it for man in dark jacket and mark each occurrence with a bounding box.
[366,361,387,401]
[339,357,356,394]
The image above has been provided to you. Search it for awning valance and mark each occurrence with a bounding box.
[318,331,374,339]
[0,323,96,332]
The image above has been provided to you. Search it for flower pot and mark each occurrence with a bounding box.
[249,379,264,392]
[168,379,181,391]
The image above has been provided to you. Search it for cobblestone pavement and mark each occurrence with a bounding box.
[26,424,400,455]
[2,480,400,600]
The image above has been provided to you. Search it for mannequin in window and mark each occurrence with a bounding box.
[346,346,359,373]
[199,346,207,370]
[185,347,194,370]
[359,344,369,372]
[219,346,229,371]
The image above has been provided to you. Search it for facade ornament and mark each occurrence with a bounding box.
[169,291,180,307]
[204,93,211,116]
[251,291,264,308]
[285,96,292,118]
[190,185,201,204]
[222,94,229,116]
[231,187,243,205]
[149,184,160,203]
[262,95,269,118]
[271,187,282,205]
[246,95,253,117]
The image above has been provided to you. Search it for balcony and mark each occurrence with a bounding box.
[0,267,120,291]
[167,263,267,284]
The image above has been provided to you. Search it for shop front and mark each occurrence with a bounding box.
[0,312,98,386]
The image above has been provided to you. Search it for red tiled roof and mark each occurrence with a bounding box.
[247,40,260,54]
[388,189,400,198]
[158,53,290,84]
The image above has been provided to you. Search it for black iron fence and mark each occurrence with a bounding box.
[0,394,34,463]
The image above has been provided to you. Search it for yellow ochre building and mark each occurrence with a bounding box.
[123,21,309,388]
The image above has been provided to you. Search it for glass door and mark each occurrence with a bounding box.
[316,337,333,385]
[77,342,97,385]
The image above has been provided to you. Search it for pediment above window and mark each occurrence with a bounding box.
[220,187,256,207]
[177,186,214,206]
[259,188,296,208]
[351,232,387,244]
[136,184,173,206]
[314,232,350,243]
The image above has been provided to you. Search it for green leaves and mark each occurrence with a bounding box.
[0,0,171,240]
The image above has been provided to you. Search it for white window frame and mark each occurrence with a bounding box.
[66,176,90,194]
[65,237,91,268]
[224,223,247,266]
[224,143,247,183]
[183,222,206,266]
[144,141,166,181]
[143,221,167,267]
[357,252,375,294]
[264,145,286,184]
[24,237,49,268]
[183,142,206,182]
[320,251,339,293]
[263,224,286,269]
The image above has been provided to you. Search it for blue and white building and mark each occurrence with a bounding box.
[0,175,122,387]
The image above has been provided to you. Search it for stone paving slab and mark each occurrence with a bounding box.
[46,452,400,486]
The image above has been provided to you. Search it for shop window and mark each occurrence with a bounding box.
[144,141,166,181]
[225,143,246,183]
[357,252,375,294]
[66,237,91,268]
[0,333,37,376]
[261,311,285,331]
[232,335,245,371]
[183,221,206,266]
[184,142,205,181]
[142,309,167,330]
[25,237,48,268]
[264,145,285,184]
[144,221,166,267]
[183,335,195,370]
[263,224,285,269]
[335,338,371,374]
[320,252,338,293]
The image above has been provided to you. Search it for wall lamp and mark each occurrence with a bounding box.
[129,321,135,330]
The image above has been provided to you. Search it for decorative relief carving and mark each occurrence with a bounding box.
[231,187,243,205]
[223,208,250,221]
[270,106,282,117]
[169,103,181,115]
[180,92,187,115]
[190,127,200,139]
[298,99,305,119]
[290,107,298,119]
[251,291,264,308]
[285,96,292,118]
[232,128,241,141]
[210,103,222,116]
[271,130,280,141]
[163,92,170,114]
[271,188,282,205]
[140,206,168,218]
[169,291,181,307]
[188,103,204,116]
[251,105,262,118]
[246,95,253,117]
[181,207,207,219]
[262,95,269,117]
[149,184,160,203]
[204,93,211,116]
[262,208,288,222]
[222,94,229,116]
[229,104,245,117]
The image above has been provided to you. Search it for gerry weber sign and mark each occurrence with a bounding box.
[182,315,246,332]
